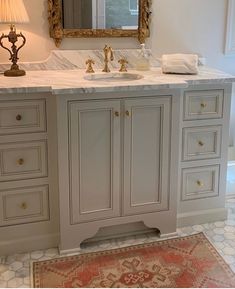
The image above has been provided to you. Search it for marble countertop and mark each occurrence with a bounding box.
[0,66,234,95]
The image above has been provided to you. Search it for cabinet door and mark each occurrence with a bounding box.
[69,100,121,223]
[123,97,171,215]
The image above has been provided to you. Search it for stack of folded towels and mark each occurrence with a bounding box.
[161,53,199,75]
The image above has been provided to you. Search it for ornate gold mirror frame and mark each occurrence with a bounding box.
[48,0,152,47]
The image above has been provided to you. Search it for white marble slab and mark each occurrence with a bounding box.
[0,49,160,72]
[0,66,234,95]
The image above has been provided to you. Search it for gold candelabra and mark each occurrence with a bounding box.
[0,24,26,76]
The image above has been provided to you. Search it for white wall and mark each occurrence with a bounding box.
[152,0,234,73]
[0,0,234,143]
[0,0,233,71]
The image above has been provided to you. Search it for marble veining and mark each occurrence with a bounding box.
[0,66,234,95]
[0,49,234,94]
[0,49,160,72]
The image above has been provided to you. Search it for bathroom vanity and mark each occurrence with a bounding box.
[0,52,234,255]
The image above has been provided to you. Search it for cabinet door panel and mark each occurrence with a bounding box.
[69,100,120,223]
[124,97,171,215]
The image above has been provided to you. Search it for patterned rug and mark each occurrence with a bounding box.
[32,233,235,288]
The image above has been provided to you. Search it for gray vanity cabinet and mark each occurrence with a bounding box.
[69,100,121,223]
[123,97,171,215]
[177,84,232,226]
[0,94,59,256]
[57,93,179,253]
[69,97,171,222]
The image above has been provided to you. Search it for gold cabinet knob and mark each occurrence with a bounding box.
[200,102,207,108]
[198,141,204,147]
[16,114,22,121]
[17,158,24,165]
[197,180,204,187]
[20,202,27,210]
[125,110,131,117]
[114,111,120,117]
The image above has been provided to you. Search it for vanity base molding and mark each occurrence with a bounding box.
[0,233,59,256]
[59,212,178,254]
[177,207,228,228]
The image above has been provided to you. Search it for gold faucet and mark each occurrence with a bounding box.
[102,45,114,72]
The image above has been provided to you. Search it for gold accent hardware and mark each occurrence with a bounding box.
[197,180,204,187]
[198,141,204,147]
[20,202,27,210]
[200,102,207,108]
[114,111,120,117]
[118,58,129,72]
[17,158,24,165]
[125,110,131,117]
[85,59,95,73]
[16,114,22,121]
[102,45,114,73]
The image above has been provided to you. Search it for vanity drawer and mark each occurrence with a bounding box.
[184,90,224,120]
[181,165,219,201]
[0,140,48,182]
[182,126,222,161]
[0,99,46,135]
[0,185,49,226]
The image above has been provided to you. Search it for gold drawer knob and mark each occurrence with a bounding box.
[197,180,204,187]
[16,114,22,121]
[200,103,207,108]
[125,110,131,117]
[198,141,204,147]
[17,158,24,165]
[20,202,27,210]
[114,111,120,117]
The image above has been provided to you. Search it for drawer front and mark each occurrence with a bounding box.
[0,140,48,181]
[0,99,46,135]
[182,126,222,161]
[0,185,49,226]
[184,90,223,120]
[181,165,220,201]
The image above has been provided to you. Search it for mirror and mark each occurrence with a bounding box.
[48,0,152,47]
[63,0,139,30]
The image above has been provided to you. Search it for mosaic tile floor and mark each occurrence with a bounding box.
[0,198,235,288]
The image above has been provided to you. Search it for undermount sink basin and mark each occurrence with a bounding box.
[84,72,143,82]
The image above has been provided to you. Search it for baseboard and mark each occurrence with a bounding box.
[59,246,82,256]
[226,194,235,199]
[177,208,228,227]
[228,146,235,161]
[0,233,59,256]
[160,232,178,239]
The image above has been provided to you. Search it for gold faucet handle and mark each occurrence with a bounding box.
[118,58,128,72]
[85,59,95,73]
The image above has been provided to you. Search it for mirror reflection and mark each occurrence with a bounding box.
[62,0,139,30]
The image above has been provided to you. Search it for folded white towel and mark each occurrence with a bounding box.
[161,54,199,74]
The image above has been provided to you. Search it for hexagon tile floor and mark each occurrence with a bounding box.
[1,198,235,288]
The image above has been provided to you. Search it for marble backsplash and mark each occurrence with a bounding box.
[0,49,160,72]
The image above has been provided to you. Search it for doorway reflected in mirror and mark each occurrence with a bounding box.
[62,0,139,30]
